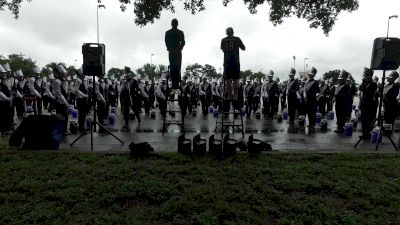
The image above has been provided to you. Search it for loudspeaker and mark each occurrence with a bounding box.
[370,37,400,70]
[82,43,106,76]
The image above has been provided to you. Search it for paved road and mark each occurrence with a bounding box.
[61,101,400,153]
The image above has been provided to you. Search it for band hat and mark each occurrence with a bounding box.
[388,71,399,79]
[144,75,149,82]
[72,75,78,80]
[246,76,252,82]
[16,69,23,77]
[289,68,296,76]
[2,63,11,72]
[67,76,71,81]
[362,67,373,78]
[346,75,352,81]
[48,73,55,80]
[218,78,222,83]
[268,70,274,77]
[338,70,350,80]
[308,67,317,75]
[187,77,192,82]
[0,64,6,73]
[57,64,67,74]
[33,66,41,74]
[161,73,167,81]
[201,73,207,79]
[75,68,83,76]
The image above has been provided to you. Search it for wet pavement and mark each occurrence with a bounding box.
[60,99,400,153]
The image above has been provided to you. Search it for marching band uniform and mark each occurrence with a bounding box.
[148,80,155,109]
[359,68,378,140]
[304,67,321,133]
[297,77,307,117]
[179,79,190,116]
[53,65,70,134]
[383,71,400,126]
[334,71,351,133]
[107,78,118,108]
[244,78,254,117]
[0,65,13,134]
[280,82,287,111]
[327,78,335,112]
[75,69,89,132]
[139,79,149,114]
[286,68,299,124]
[130,76,142,123]
[14,71,25,118]
[318,79,329,118]
[96,79,107,133]
[156,76,168,116]
[120,76,133,130]
[199,76,211,115]
[252,79,261,112]
[263,71,279,119]
[346,76,357,120]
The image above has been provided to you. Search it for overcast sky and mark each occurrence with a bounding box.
[0,0,399,80]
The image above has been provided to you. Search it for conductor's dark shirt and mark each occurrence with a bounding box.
[165,28,185,51]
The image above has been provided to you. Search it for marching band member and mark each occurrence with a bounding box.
[156,74,168,116]
[199,74,211,115]
[286,68,299,124]
[53,65,70,135]
[334,71,351,133]
[359,67,378,140]
[383,71,400,126]
[244,77,254,118]
[74,68,89,132]
[304,67,320,134]
[0,65,13,135]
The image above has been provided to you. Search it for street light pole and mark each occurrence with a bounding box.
[387,15,398,38]
[97,4,105,43]
[293,56,296,70]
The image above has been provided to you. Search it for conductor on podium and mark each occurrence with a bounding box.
[165,18,185,89]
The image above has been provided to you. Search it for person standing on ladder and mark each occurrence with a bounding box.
[221,27,246,111]
[165,18,185,89]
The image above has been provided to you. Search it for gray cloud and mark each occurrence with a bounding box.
[0,0,399,81]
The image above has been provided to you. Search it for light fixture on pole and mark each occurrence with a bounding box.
[303,57,308,78]
[97,4,106,43]
[293,56,296,69]
[387,15,398,38]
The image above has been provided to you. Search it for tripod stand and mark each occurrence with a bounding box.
[354,70,398,151]
[70,75,124,151]
[216,77,244,139]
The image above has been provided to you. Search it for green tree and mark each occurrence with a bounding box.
[323,69,356,84]
[2,0,359,35]
[107,67,124,79]
[240,69,253,80]
[252,71,266,80]
[202,64,218,78]
[184,63,203,78]
[0,54,37,76]
[322,70,341,83]
[136,63,168,80]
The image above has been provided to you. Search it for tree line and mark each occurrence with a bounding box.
[0,53,354,83]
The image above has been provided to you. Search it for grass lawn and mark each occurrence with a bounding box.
[0,152,399,225]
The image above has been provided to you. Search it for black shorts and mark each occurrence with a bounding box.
[223,62,240,80]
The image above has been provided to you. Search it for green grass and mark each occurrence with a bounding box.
[0,152,399,225]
